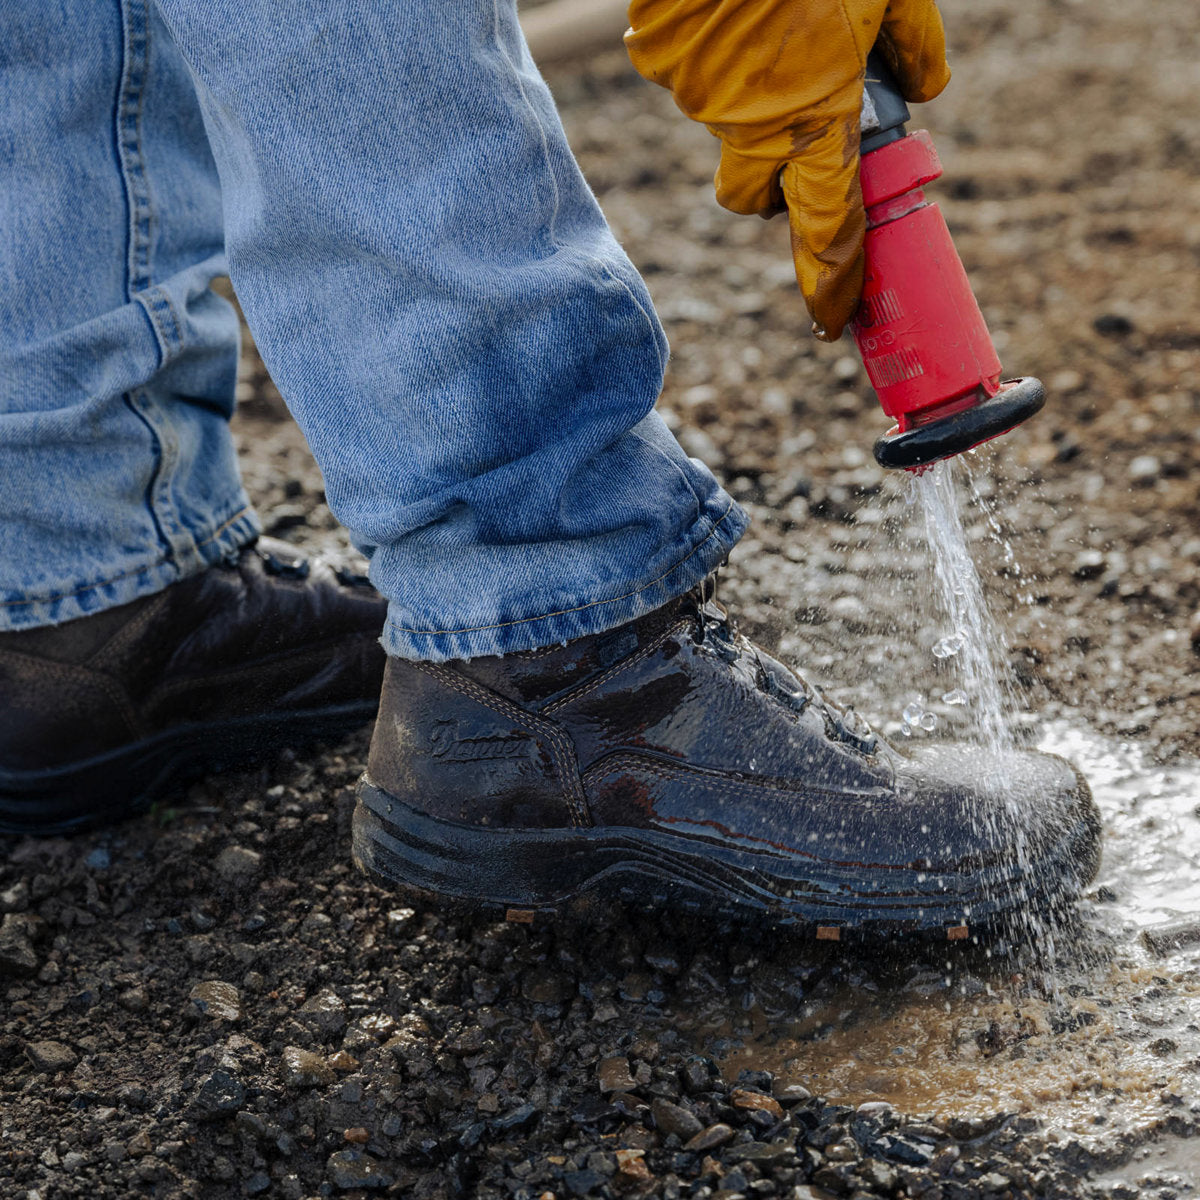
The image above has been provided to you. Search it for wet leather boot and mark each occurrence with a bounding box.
[0,538,386,835]
[355,580,1102,940]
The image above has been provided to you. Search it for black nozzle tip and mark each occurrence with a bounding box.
[873,377,1046,471]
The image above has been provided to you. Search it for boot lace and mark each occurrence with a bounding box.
[692,575,877,756]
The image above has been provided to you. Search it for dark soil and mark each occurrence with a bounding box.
[4,1,1200,1197]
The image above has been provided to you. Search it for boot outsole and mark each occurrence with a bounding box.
[0,702,378,836]
[352,776,1102,944]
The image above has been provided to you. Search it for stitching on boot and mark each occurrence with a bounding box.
[541,618,692,714]
[582,751,892,801]
[418,663,592,829]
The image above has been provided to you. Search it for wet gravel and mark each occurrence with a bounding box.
[5,0,1200,1195]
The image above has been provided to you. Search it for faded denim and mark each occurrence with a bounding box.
[1,0,746,660]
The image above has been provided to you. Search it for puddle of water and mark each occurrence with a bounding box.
[689,722,1200,1144]
[1090,1132,1200,1192]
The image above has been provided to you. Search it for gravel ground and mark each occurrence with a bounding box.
[4,0,1200,1196]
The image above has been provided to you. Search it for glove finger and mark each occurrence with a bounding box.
[780,115,865,342]
[713,141,785,218]
[877,0,951,104]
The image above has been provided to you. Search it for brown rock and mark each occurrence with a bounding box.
[281,1046,335,1088]
[189,980,242,1022]
[684,1123,735,1152]
[615,1148,652,1183]
[730,1088,784,1119]
[650,1097,703,1140]
[596,1056,637,1094]
[25,1040,78,1074]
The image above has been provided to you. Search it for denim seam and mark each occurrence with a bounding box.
[135,285,186,360]
[116,0,153,299]
[494,0,560,249]
[386,499,737,637]
[0,506,253,610]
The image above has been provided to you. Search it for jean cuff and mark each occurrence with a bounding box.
[0,505,262,631]
[381,499,749,662]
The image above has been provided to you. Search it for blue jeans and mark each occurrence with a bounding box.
[0,0,746,660]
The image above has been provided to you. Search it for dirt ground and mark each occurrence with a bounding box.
[4,1,1200,1197]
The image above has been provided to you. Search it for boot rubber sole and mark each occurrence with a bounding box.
[0,702,378,836]
[352,776,1101,943]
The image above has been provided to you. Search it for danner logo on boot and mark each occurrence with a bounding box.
[429,721,534,763]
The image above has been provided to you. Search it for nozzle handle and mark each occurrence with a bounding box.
[860,52,910,154]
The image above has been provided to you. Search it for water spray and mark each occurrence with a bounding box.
[852,55,1044,472]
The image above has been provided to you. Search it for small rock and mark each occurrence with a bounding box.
[84,847,111,870]
[615,1148,652,1183]
[299,989,348,1036]
[1,880,30,912]
[25,1040,77,1073]
[1093,312,1134,337]
[61,1152,88,1173]
[328,1050,360,1073]
[737,1140,796,1164]
[1129,454,1161,485]
[522,969,572,1005]
[684,1123,735,1152]
[0,913,38,976]
[877,1133,935,1166]
[214,845,262,882]
[730,1088,784,1119]
[859,1160,899,1191]
[978,1172,1011,1193]
[189,980,242,1022]
[188,1069,246,1120]
[125,1130,153,1158]
[326,1149,393,1191]
[343,1127,370,1144]
[1141,919,1200,955]
[679,1057,716,1095]
[384,908,416,936]
[597,1057,637,1094]
[563,1168,606,1197]
[245,1172,271,1196]
[1071,549,1107,580]
[281,1046,335,1088]
[651,1097,703,1140]
[492,1102,540,1133]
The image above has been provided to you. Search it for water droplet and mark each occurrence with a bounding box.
[942,689,968,706]
[902,702,924,724]
[920,712,938,732]
[900,721,912,737]
[932,635,964,659]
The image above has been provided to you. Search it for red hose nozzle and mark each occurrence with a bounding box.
[851,131,1044,471]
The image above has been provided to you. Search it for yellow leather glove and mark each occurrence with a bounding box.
[626,0,950,340]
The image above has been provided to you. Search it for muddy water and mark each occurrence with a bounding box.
[686,723,1200,1143]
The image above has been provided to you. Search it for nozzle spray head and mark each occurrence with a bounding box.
[855,53,1044,472]
[872,377,1046,472]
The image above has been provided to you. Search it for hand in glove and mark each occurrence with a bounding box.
[626,0,950,340]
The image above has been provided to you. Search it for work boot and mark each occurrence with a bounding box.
[0,538,386,835]
[354,580,1102,940]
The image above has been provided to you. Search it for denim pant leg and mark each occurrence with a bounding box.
[0,1,259,631]
[154,0,747,661]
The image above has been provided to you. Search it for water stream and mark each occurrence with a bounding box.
[906,459,1019,755]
